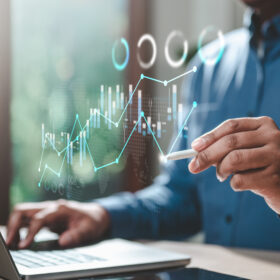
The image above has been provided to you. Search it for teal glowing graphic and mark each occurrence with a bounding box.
[97,66,196,128]
[112,38,130,71]
[38,67,197,187]
[198,26,225,66]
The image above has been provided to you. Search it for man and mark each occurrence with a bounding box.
[6,0,280,250]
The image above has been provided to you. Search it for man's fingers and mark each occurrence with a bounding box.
[18,208,64,249]
[6,210,34,246]
[59,221,95,248]
[6,211,24,246]
[6,205,44,246]
[7,229,20,250]
[216,147,270,181]
[188,130,265,173]
[59,229,81,248]
[191,118,262,152]
[18,217,45,249]
[230,167,278,197]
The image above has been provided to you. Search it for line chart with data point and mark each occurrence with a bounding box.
[38,66,197,188]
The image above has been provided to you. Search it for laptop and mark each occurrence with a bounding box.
[0,230,190,280]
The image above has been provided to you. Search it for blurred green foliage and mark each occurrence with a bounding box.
[10,0,128,206]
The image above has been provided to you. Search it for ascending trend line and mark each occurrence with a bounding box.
[38,67,197,187]
[97,66,197,127]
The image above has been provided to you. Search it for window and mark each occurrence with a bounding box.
[11,0,129,204]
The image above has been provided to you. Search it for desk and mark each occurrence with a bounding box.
[1,225,280,280]
[145,241,280,280]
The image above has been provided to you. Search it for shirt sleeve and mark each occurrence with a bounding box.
[96,157,201,239]
[96,59,202,240]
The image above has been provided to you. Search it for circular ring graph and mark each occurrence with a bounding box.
[137,34,157,70]
[165,30,188,68]
[112,38,130,71]
[198,26,225,66]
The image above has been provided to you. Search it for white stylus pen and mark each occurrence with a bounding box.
[166,149,198,161]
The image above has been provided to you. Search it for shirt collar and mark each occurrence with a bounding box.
[244,9,280,47]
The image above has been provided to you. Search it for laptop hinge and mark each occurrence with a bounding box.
[0,233,22,280]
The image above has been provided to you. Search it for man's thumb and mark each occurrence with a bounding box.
[59,228,80,248]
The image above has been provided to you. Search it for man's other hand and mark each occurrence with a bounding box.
[6,200,110,249]
[188,116,280,215]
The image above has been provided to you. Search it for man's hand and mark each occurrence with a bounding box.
[188,116,280,214]
[6,200,110,249]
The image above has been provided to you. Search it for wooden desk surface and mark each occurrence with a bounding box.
[145,241,280,280]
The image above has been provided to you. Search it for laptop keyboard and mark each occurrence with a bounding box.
[10,249,106,269]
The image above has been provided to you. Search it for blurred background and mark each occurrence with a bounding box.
[0,0,245,224]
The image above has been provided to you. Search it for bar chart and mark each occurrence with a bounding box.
[38,67,197,187]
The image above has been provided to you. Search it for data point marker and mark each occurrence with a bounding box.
[193,66,197,72]
[164,80,168,87]
[193,101,197,108]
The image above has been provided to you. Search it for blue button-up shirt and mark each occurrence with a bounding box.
[97,11,280,250]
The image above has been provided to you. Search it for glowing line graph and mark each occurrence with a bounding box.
[38,67,197,187]
[97,66,197,127]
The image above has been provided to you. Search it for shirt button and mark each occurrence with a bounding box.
[247,111,254,117]
[225,214,233,224]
